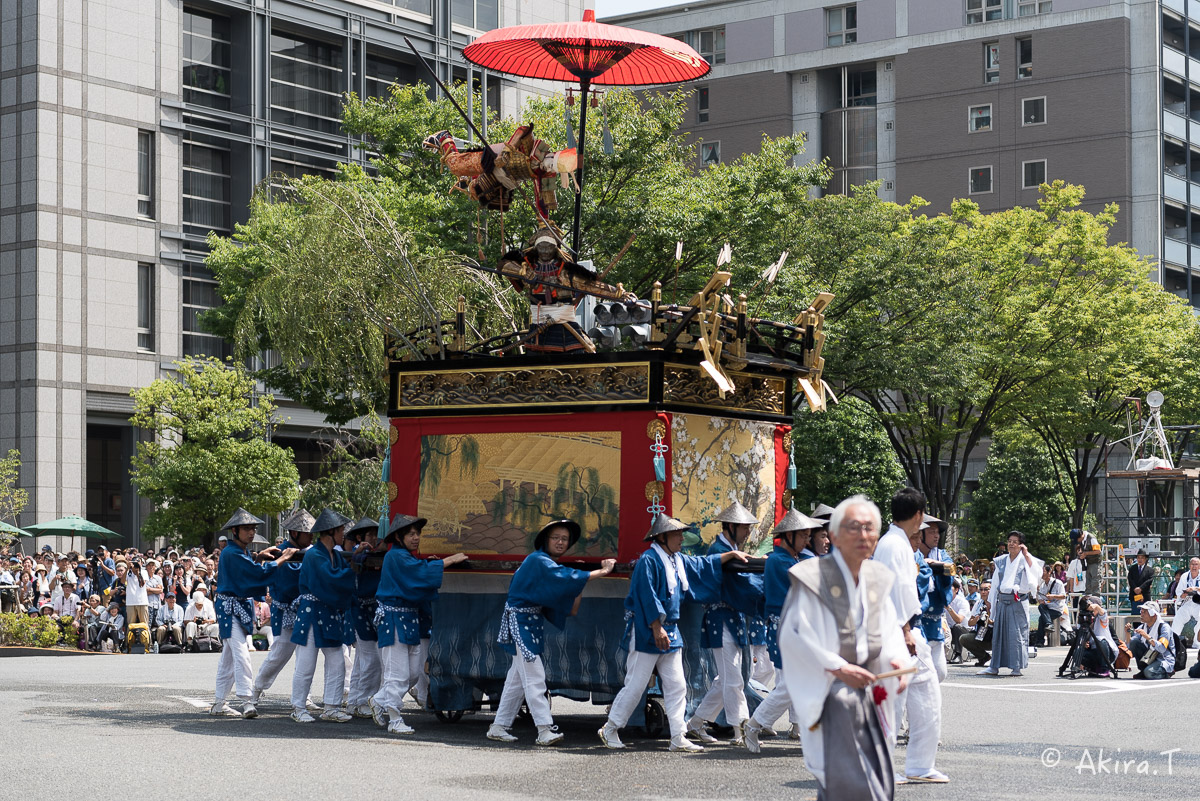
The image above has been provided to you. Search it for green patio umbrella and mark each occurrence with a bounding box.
[23,515,121,541]
[0,520,32,537]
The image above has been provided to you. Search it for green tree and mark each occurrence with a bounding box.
[788,397,906,515]
[962,432,1072,561]
[296,429,388,522]
[129,358,300,548]
[0,449,29,548]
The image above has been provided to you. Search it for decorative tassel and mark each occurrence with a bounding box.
[786,441,797,490]
[601,101,614,155]
[652,432,667,482]
[564,104,577,150]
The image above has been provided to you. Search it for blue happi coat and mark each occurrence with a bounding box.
[497,550,589,661]
[375,546,445,648]
[623,546,724,654]
[214,542,279,639]
[700,534,764,648]
[290,541,356,648]
[763,544,803,667]
[916,549,954,642]
[352,553,382,642]
[268,539,305,637]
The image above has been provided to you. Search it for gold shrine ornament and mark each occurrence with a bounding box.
[388,424,399,445]
[386,482,398,503]
[646,419,666,440]
[645,481,665,501]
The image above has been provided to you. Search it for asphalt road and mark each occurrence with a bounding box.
[1,645,1195,800]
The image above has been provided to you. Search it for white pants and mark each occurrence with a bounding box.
[494,654,553,728]
[749,663,792,729]
[346,640,382,706]
[414,638,430,707]
[187,621,219,641]
[291,630,345,711]
[1172,599,1200,640]
[607,648,689,738]
[750,644,774,684]
[213,621,253,703]
[374,642,424,711]
[929,637,948,682]
[692,626,749,725]
[253,627,297,693]
[901,629,942,777]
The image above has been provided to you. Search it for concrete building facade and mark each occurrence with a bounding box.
[0,0,585,546]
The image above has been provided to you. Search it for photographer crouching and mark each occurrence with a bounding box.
[1124,601,1174,680]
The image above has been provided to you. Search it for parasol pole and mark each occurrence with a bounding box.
[571,74,591,256]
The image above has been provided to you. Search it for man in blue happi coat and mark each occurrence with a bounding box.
[210,508,297,719]
[289,508,358,723]
[345,517,387,719]
[250,509,314,708]
[686,499,765,745]
[371,513,468,734]
[598,514,748,752]
[743,506,823,752]
[486,519,616,746]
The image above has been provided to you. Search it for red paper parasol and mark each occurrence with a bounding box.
[463,10,710,253]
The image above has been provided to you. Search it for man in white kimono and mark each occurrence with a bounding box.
[779,495,910,801]
[871,488,947,784]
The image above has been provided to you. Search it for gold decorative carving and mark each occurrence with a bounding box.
[386,482,398,503]
[663,366,786,415]
[646,420,666,440]
[782,431,792,451]
[388,424,399,446]
[645,481,665,501]
[395,364,649,409]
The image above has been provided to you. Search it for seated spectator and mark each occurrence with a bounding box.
[945,577,970,663]
[52,580,81,619]
[184,585,218,643]
[82,595,105,649]
[156,593,185,649]
[959,581,993,666]
[96,602,125,652]
[254,598,273,646]
[1079,597,1117,676]
[1125,601,1175,680]
[1034,564,1067,647]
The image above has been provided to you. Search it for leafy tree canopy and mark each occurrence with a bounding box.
[129,358,300,548]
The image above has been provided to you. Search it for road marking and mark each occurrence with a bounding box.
[942,679,1200,696]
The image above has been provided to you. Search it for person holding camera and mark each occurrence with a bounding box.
[959,582,993,666]
[97,601,125,652]
[1125,601,1175,679]
[157,593,185,648]
[1034,564,1067,647]
[1172,557,1200,644]
[1080,596,1117,676]
[1073,529,1102,597]
[120,558,150,629]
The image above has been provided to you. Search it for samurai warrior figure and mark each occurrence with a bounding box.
[499,228,599,353]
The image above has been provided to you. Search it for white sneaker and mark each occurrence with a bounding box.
[305,697,323,712]
[241,702,258,719]
[669,736,704,753]
[208,702,238,717]
[368,697,388,728]
[348,704,373,718]
[535,725,565,746]
[320,708,352,723]
[684,719,718,743]
[291,709,315,723]
[249,687,263,704]
[387,717,415,735]
[487,724,517,743]
[598,723,625,749]
[788,723,801,741]
[742,719,763,754]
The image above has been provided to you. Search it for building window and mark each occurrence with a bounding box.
[1022,159,1047,189]
[271,30,345,135]
[968,104,992,132]
[969,165,993,194]
[451,0,499,31]
[137,263,154,352]
[182,264,232,359]
[1017,37,1033,79]
[966,0,1002,24]
[826,6,857,47]
[137,131,154,219]
[183,9,231,111]
[673,28,726,65]
[360,52,418,101]
[393,0,432,13]
[1022,96,1046,125]
[182,135,231,238]
[984,42,999,84]
[701,141,721,165]
[1017,0,1052,16]
[698,86,709,123]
